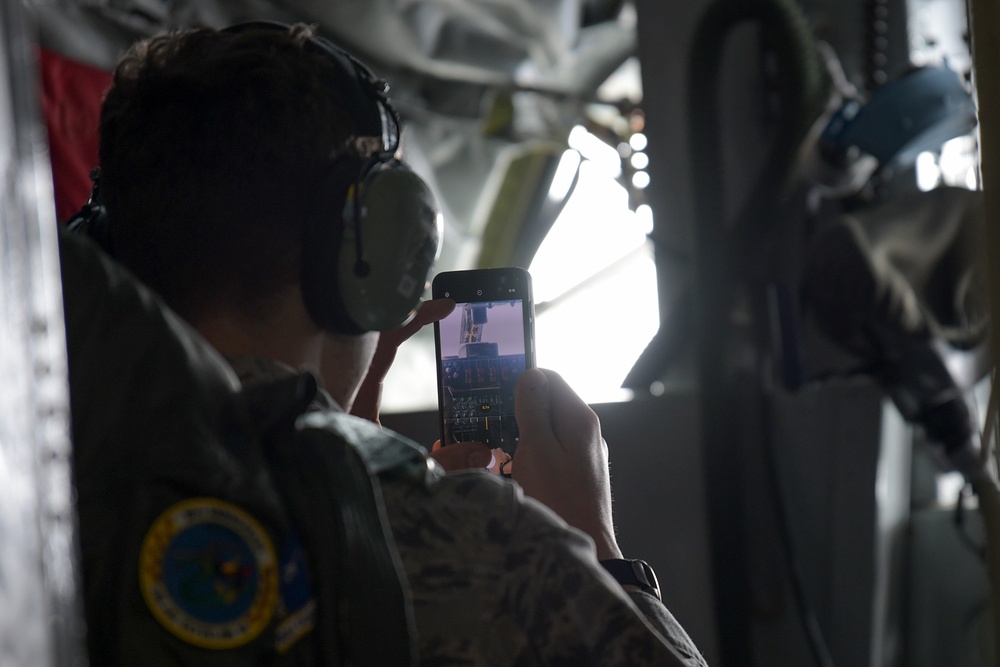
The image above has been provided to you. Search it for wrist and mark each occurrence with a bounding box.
[599,558,661,602]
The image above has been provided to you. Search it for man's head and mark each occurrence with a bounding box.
[99,24,352,325]
[98,23,440,335]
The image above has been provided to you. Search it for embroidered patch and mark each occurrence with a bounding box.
[139,498,279,649]
[275,531,316,652]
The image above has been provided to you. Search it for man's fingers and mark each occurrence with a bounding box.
[428,441,492,472]
[514,368,556,444]
[365,298,457,391]
[384,298,455,347]
[544,369,602,448]
[412,297,456,326]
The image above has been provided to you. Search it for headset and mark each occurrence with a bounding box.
[68,20,442,335]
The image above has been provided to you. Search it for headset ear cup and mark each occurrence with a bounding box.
[225,22,427,334]
[300,157,362,334]
[300,159,442,335]
[337,164,442,332]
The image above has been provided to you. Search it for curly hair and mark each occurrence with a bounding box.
[99,24,362,322]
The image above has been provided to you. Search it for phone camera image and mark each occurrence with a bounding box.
[434,268,534,473]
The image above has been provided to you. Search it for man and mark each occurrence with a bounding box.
[76,20,707,665]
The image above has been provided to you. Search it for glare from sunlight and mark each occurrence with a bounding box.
[567,125,622,178]
[915,151,941,192]
[529,157,659,404]
[379,126,659,412]
[630,151,649,170]
[915,134,980,193]
[548,149,582,202]
[631,171,651,189]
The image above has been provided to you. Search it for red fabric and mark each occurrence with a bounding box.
[38,48,112,223]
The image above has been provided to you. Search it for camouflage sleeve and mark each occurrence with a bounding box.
[382,469,707,666]
[627,591,709,666]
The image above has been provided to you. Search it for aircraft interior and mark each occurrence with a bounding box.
[2,1,999,665]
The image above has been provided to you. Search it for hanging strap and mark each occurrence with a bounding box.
[249,374,430,666]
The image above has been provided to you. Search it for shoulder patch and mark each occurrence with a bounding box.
[139,497,279,649]
[274,531,316,653]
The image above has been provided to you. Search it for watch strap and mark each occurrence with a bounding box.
[599,558,661,601]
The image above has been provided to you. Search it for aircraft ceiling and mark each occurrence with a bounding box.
[29,0,642,270]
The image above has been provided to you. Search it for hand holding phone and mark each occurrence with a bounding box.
[429,440,494,472]
[511,368,623,561]
[432,267,535,472]
[350,298,457,425]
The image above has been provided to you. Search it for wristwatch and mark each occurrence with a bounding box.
[599,558,661,601]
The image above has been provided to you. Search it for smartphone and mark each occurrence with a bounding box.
[432,267,535,471]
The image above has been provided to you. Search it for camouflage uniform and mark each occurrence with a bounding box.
[63,226,705,666]
[230,356,708,666]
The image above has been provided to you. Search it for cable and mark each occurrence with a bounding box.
[757,387,838,667]
[685,1,835,665]
[954,484,987,561]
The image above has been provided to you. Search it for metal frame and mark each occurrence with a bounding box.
[0,1,86,664]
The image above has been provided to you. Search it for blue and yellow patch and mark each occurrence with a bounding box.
[139,498,278,649]
[274,530,316,652]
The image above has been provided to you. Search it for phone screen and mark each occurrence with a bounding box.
[433,268,534,469]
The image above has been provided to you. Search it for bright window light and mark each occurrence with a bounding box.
[532,251,658,404]
[379,134,659,412]
[915,151,941,192]
[548,149,582,202]
[531,161,646,301]
[629,132,648,151]
[966,167,978,190]
[938,134,979,190]
[936,471,967,507]
[529,160,659,404]
[567,125,622,178]
[635,204,654,233]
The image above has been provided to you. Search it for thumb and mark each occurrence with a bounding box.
[515,368,555,442]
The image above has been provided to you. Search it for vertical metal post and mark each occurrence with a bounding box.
[968,1,1000,665]
[0,1,87,665]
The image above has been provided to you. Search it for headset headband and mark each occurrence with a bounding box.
[71,20,441,336]
[222,20,400,156]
